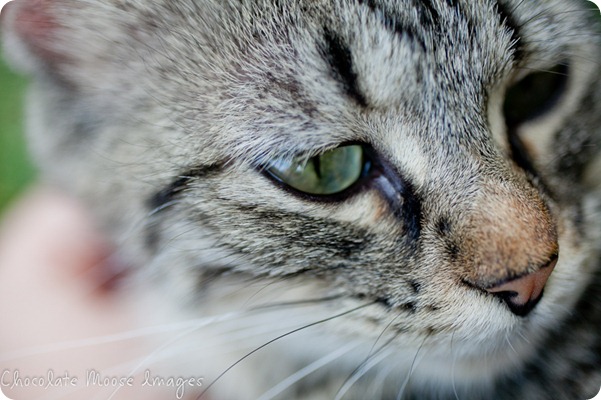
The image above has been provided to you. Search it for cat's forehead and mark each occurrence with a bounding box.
[318,0,514,109]
[174,1,510,161]
[17,0,590,169]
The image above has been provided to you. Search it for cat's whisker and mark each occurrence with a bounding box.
[250,295,347,310]
[105,324,205,400]
[515,56,600,74]
[369,356,399,399]
[256,341,360,400]
[336,314,404,398]
[505,333,518,355]
[138,311,323,359]
[513,65,569,77]
[451,330,460,400]
[36,348,187,400]
[364,311,404,361]
[147,199,185,218]
[396,333,430,400]
[508,0,528,16]
[239,277,288,307]
[29,304,345,400]
[517,7,599,30]
[525,33,601,45]
[196,302,376,399]
[516,329,531,345]
[0,305,313,363]
[335,349,394,400]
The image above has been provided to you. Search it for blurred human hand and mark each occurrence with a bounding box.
[0,187,193,400]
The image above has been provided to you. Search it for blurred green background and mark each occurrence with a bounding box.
[0,56,35,213]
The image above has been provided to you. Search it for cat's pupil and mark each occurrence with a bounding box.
[503,63,569,127]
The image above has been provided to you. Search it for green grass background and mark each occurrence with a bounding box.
[0,56,35,213]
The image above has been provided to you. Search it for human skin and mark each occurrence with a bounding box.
[0,187,202,400]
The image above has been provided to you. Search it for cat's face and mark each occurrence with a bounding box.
[3,0,601,396]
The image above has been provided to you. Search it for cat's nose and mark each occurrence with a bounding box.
[485,256,557,317]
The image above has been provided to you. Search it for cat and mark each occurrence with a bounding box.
[2,0,601,398]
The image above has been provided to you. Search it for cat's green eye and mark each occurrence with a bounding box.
[267,145,366,196]
[503,64,569,127]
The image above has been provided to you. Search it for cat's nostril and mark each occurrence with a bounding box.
[485,256,558,317]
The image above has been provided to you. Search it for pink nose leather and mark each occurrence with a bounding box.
[486,257,557,316]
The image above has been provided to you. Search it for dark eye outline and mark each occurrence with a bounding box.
[263,142,374,202]
[262,144,422,240]
[503,63,570,128]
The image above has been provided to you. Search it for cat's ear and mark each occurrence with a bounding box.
[1,0,132,86]
[2,0,71,75]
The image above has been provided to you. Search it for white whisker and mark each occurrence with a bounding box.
[451,330,460,400]
[0,312,244,362]
[333,348,393,400]
[257,342,360,400]
[105,324,203,400]
[396,334,429,400]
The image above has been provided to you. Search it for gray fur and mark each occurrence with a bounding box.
[2,0,601,398]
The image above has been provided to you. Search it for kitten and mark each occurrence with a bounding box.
[3,0,601,398]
